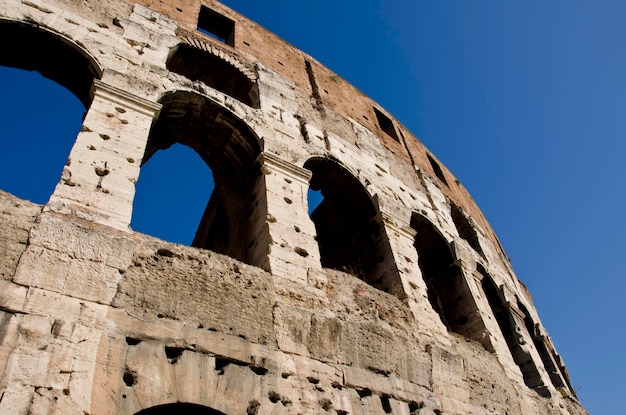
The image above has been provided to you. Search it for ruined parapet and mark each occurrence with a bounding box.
[0,1,587,414]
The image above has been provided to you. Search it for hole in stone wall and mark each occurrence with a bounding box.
[197,6,235,46]
[307,188,323,214]
[411,212,461,327]
[132,144,214,245]
[319,398,333,411]
[214,355,248,373]
[125,337,141,346]
[166,44,260,108]
[135,403,227,415]
[0,68,83,204]
[373,107,399,142]
[409,401,423,414]
[304,157,403,296]
[356,388,372,398]
[268,391,281,403]
[411,213,489,346]
[247,400,260,415]
[164,346,184,364]
[0,17,101,204]
[134,91,269,269]
[426,154,449,187]
[450,204,485,258]
[380,395,393,413]
[0,21,101,108]
[214,358,229,373]
[0,21,97,203]
[481,276,550,397]
[551,351,576,396]
[250,365,268,376]
[123,369,137,387]
[517,301,569,391]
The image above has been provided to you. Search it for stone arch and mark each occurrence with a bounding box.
[167,35,260,108]
[304,157,403,295]
[0,18,101,202]
[138,90,269,269]
[411,213,484,339]
[135,403,227,415]
[481,275,550,397]
[450,203,485,258]
[0,19,102,108]
[517,300,571,393]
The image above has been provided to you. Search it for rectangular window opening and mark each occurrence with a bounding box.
[373,107,399,142]
[427,153,449,187]
[198,6,235,46]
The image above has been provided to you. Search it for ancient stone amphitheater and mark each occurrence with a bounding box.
[0,1,588,414]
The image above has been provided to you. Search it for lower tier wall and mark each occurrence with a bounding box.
[0,191,586,415]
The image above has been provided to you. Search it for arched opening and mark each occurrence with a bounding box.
[0,67,83,203]
[304,157,402,295]
[0,21,101,107]
[131,144,214,245]
[450,203,485,258]
[307,188,323,214]
[517,301,570,392]
[135,91,269,269]
[135,403,226,415]
[0,20,100,203]
[411,213,484,341]
[481,276,550,397]
[166,44,259,108]
[551,350,576,397]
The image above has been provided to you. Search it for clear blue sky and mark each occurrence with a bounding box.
[1,1,624,413]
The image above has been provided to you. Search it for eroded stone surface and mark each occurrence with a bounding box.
[0,190,41,282]
[0,1,587,414]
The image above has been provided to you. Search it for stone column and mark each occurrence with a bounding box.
[382,214,449,339]
[262,153,324,286]
[46,80,161,230]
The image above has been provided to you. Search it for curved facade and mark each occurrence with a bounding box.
[0,1,587,414]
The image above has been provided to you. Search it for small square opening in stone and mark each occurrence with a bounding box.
[373,107,399,142]
[427,153,449,187]
[197,6,235,46]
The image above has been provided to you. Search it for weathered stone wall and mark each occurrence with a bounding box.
[0,191,41,282]
[0,0,587,414]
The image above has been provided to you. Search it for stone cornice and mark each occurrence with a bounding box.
[91,80,162,118]
[381,212,416,239]
[262,152,312,182]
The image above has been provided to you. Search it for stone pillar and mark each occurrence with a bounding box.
[263,153,324,286]
[46,80,161,230]
[381,214,449,339]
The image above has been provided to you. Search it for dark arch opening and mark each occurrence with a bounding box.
[167,44,260,108]
[304,157,402,295]
[135,91,269,269]
[481,276,550,397]
[0,20,101,108]
[450,204,485,258]
[411,213,485,342]
[0,20,100,203]
[135,403,226,415]
[517,300,571,393]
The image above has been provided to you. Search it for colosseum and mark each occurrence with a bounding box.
[0,1,588,414]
